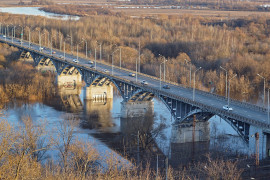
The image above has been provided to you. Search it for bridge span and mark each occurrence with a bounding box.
[1,35,270,159]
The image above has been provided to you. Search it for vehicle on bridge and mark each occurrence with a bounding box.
[52,51,56,54]
[223,105,233,111]
[73,59,79,63]
[141,80,148,85]
[163,85,170,89]
[104,69,109,73]
[39,47,44,51]
[88,61,93,64]
[129,72,135,77]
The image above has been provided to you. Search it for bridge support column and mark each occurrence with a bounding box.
[171,121,210,143]
[249,126,270,159]
[84,85,113,100]
[121,101,154,118]
[57,74,82,87]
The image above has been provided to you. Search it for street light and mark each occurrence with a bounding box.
[82,38,88,59]
[160,60,167,90]
[257,73,266,106]
[267,89,269,124]
[50,33,58,55]
[111,48,119,75]
[77,41,84,61]
[227,74,237,108]
[159,54,167,83]
[185,59,192,88]
[67,34,73,54]
[220,66,228,98]
[193,67,202,101]
[96,41,102,61]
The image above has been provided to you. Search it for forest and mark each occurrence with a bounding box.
[1,8,270,104]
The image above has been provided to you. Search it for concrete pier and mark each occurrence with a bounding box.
[120,101,154,118]
[171,121,210,143]
[84,85,113,100]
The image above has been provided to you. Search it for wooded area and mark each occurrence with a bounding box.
[0,9,269,103]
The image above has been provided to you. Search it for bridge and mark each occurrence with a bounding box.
[1,35,270,159]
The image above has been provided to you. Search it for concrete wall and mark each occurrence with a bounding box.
[120,101,154,118]
[57,74,82,87]
[84,85,113,100]
[171,121,210,143]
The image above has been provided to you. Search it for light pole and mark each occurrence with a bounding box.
[193,67,202,101]
[138,39,141,73]
[67,34,73,54]
[50,34,57,55]
[94,48,97,69]
[136,58,138,82]
[220,66,228,98]
[111,48,119,75]
[267,89,269,124]
[82,38,88,59]
[18,25,23,46]
[119,47,122,69]
[185,59,192,88]
[160,61,166,90]
[64,41,66,60]
[159,54,167,83]
[96,41,102,61]
[227,74,237,108]
[257,73,266,106]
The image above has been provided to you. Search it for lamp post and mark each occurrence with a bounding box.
[185,59,192,88]
[96,41,102,61]
[50,33,58,55]
[227,74,237,108]
[160,61,166,90]
[18,25,23,46]
[138,39,141,73]
[267,89,270,124]
[119,47,122,69]
[67,34,73,54]
[136,58,138,82]
[82,38,87,59]
[64,41,66,60]
[159,54,167,83]
[220,66,228,98]
[111,48,119,75]
[193,67,202,101]
[257,73,266,106]
[94,48,97,69]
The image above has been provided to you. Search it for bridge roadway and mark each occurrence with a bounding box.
[0,35,269,130]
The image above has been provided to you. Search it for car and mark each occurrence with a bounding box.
[52,51,56,54]
[129,72,135,77]
[3,35,6,38]
[59,55,64,59]
[104,69,109,73]
[141,80,148,85]
[90,65,95,68]
[73,59,79,63]
[223,105,233,111]
[163,85,170,89]
[39,47,44,51]
[88,61,93,64]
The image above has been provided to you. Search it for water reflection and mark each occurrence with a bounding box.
[1,84,250,168]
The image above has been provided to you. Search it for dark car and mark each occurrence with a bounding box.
[163,85,170,89]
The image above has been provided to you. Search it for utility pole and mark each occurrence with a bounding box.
[138,39,141,73]
[95,48,97,69]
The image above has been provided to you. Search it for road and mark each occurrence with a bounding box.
[0,34,269,129]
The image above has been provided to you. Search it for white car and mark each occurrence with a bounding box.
[129,72,135,77]
[223,105,233,111]
[73,59,79,63]
[104,69,109,73]
[141,80,148,85]
[59,55,64,59]
[3,35,6,38]
[88,61,93,64]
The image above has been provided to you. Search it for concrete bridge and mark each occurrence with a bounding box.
[1,35,270,159]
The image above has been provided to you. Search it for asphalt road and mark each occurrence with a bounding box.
[0,35,269,128]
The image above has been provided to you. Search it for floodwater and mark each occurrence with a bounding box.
[1,85,250,168]
[0,7,80,20]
